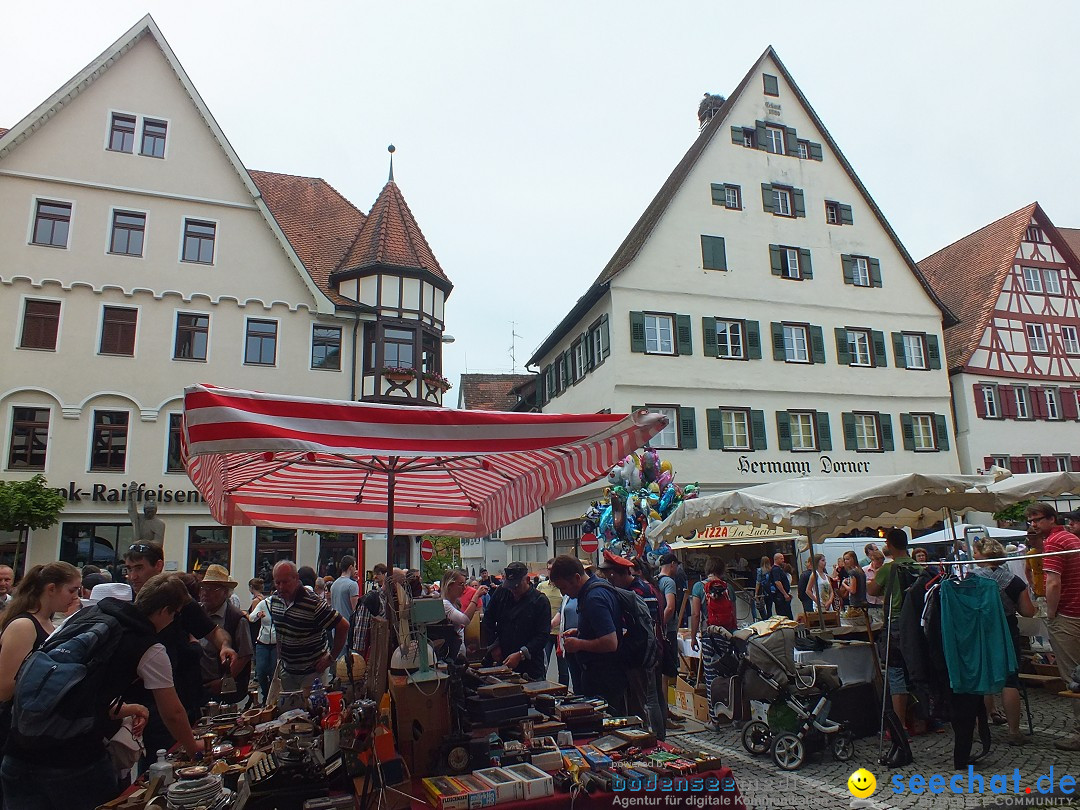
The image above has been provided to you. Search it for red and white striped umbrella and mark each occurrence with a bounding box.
[182,384,668,538]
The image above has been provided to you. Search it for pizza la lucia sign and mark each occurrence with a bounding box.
[687,524,793,541]
[54,481,204,504]
[737,455,872,476]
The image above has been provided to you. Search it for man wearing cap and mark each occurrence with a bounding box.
[599,552,665,740]
[1029,502,1080,750]
[1064,510,1080,539]
[199,565,254,705]
[480,562,550,680]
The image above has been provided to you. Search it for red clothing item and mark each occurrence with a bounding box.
[1044,528,1080,618]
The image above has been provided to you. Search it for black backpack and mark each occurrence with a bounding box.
[11,598,153,751]
[591,580,659,671]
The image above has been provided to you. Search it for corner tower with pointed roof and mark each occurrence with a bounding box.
[511,47,960,554]
[919,203,1080,476]
[330,172,453,405]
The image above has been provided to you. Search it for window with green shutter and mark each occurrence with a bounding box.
[680,407,697,449]
[934,413,950,451]
[705,407,759,451]
[763,74,779,96]
[842,411,891,452]
[892,332,908,368]
[840,204,853,224]
[702,317,718,357]
[750,409,767,450]
[629,312,646,353]
[808,142,823,161]
[700,235,727,271]
[775,411,792,450]
[816,411,832,451]
[926,334,942,370]
[872,331,888,367]
[745,320,762,360]
[809,326,826,364]
[761,184,775,215]
[792,188,806,218]
[706,408,724,450]
[711,183,741,210]
[869,258,883,288]
[675,314,693,356]
[835,328,850,365]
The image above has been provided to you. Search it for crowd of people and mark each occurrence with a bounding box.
[0,504,1076,809]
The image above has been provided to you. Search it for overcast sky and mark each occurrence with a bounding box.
[4,2,1079,395]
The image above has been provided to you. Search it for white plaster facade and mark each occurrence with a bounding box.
[515,49,960,550]
[0,19,444,578]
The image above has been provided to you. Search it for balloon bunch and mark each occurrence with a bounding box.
[580,446,700,564]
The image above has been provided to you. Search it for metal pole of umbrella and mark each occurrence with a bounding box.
[385,460,397,569]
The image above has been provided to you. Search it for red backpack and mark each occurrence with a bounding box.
[705,578,736,630]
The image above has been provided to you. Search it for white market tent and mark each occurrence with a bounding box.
[912,522,1025,546]
[985,470,1080,504]
[646,472,1007,545]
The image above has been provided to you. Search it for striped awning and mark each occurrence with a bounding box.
[182,384,668,537]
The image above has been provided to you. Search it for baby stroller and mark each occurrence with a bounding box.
[713,625,854,770]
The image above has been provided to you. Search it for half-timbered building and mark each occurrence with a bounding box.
[920,202,1080,477]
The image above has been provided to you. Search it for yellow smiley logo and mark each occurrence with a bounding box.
[847,768,877,798]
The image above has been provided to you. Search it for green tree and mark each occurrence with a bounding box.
[0,475,66,574]
[421,535,461,584]
[993,499,1032,529]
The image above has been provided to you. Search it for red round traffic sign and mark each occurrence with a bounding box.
[580,533,598,554]
[420,538,435,562]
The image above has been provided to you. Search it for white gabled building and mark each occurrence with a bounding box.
[0,17,453,577]
[521,47,960,555]
[919,203,1080,494]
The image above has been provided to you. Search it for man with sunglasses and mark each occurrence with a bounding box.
[123,542,237,768]
[1026,502,1080,750]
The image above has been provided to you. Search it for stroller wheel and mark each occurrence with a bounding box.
[741,721,771,756]
[831,731,855,762]
[771,732,806,771]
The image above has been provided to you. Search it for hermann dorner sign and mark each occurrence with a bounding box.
[55,481,204,504]
[737,455,871,476]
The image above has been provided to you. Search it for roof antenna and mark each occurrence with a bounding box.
[509,321,523,372]
[387,144,395,182]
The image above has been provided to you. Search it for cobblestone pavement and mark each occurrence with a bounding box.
[670,688,1080,810]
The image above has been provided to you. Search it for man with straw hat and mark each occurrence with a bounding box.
[198,564,254,705]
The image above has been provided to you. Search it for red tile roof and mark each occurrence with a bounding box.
[1058,227,1080,260]
[458,373,536,411]
[250,170,367,308]
[337,181,449,286]
[918,203,1037,371]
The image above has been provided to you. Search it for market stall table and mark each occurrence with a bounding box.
[792,641,876,685]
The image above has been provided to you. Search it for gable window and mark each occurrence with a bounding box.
[781,248,801,279]
[724,185,741,210]
[763,74,779,96]
[722,409,750,450]
[166,414,185,473]
[903,334,926,369]
[644,314,674,355]
[8,407,50,470]
[847,329,873,367]
[174,313,208,360]
[770,245,812,280]
[140,118,167,158]
[1026,226,1043,243]
[181,219,216,264]
[764,126,786,155]
[90,410,129,471]
[32,201,71,248]
[99,306,137,356]
[1044,269,1062,295]
[109,210,146,256]
[312,326,342,370]
[1054,455,1071,472]
[244,319,278,366]
[742,129,755,147]
[1015,386,1030,419]
[716,320,744,359]
[700,235,727,271]
[981,384,999,418]
[825,201,839,225]
[1045,387,1060,420]
[788,411,818,451]
[1024,456,1041,473]
[647,406,680,449]
[851,257,871,287]
[783,324,809,363]
[1062,325,1080,355]
[773,187,792,216]
[382,326,415,368]
[19,299,61,350]
[1027,323,1048,353]
[108,113,136,153]
[1022,267,1043,293]
[797,141,809,160]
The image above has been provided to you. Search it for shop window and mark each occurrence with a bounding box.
[8,407,50,470]
[90,410,128,471]
[60,522,133,571]
[254,527,298,579]
[188,526,232,571]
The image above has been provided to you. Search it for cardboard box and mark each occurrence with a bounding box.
[693,693,711,724]
[422,776,471,810]
[502,763,554,800]
[474,768,524,804]
[672,677,695,713]
[453,773,498,808]
[390,677,451,777]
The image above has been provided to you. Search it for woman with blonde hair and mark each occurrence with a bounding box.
[441,568,487,659]
[973,536,1035,745]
